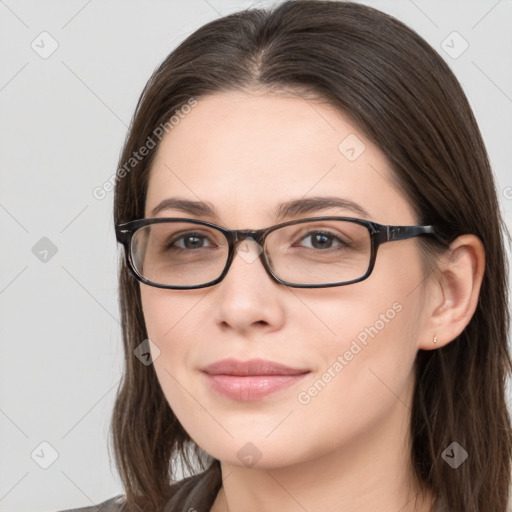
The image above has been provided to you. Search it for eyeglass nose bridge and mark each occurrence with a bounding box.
[228,229,266,263]
[219,228,277,279]
[231,228,266,244]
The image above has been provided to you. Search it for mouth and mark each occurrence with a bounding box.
[201,358,311,401]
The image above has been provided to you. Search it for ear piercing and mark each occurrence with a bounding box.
[433,335,438,344]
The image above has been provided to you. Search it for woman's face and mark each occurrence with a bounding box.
[141,90,430,469]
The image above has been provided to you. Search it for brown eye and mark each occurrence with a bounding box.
[295,231,349,250]
[168,232,215,250]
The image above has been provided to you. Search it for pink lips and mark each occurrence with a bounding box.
[201,358,310,401]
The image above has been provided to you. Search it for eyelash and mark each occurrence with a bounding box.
[294,230,349,249]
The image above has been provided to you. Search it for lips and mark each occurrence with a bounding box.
[202,358,310,376]
[201,358,311,401]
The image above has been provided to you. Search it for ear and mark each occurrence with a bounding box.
[418,234,485,351]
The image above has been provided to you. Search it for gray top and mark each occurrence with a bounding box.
[56,464,221,512]
[56,494,125,512]
[56,465,447,512]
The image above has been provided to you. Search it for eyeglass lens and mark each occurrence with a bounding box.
[130,220,372,287]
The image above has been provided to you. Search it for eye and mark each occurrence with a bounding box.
[169,232,216,250]
[296,231,349,250]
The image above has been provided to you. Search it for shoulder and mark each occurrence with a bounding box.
[55,465,221,512]
[163,466,222,511]
[55,494,126,512]
[432,496,450,512]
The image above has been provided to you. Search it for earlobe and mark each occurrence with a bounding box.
[418,234,485,351]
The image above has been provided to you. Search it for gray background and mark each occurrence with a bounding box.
[1,0,511,511]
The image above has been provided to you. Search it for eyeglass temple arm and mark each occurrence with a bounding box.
[372,224,436,245]
[382,224,436,242]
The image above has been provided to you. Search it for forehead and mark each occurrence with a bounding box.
[145,91,415,226]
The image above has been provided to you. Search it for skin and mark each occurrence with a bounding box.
[141,90,485,512]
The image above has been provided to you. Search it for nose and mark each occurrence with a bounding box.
[212,237,286,334]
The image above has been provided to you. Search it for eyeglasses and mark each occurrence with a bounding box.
[115,216,438,289]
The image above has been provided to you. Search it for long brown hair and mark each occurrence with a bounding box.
[111,1,512,510]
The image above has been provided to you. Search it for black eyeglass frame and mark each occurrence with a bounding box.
[115,216,438,290]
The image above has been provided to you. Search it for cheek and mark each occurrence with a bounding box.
[141,286,208,342]
[301,289,416,391]
[140,288,210,426]
[290,296,419,456]
[140,287,210,384]
[295,253,424,407]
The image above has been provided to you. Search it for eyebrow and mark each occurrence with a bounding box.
[149,196,371,220]
[150,197,216,217]
[273,196,370,221]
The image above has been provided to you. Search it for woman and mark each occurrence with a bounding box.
[59,1,512,511]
